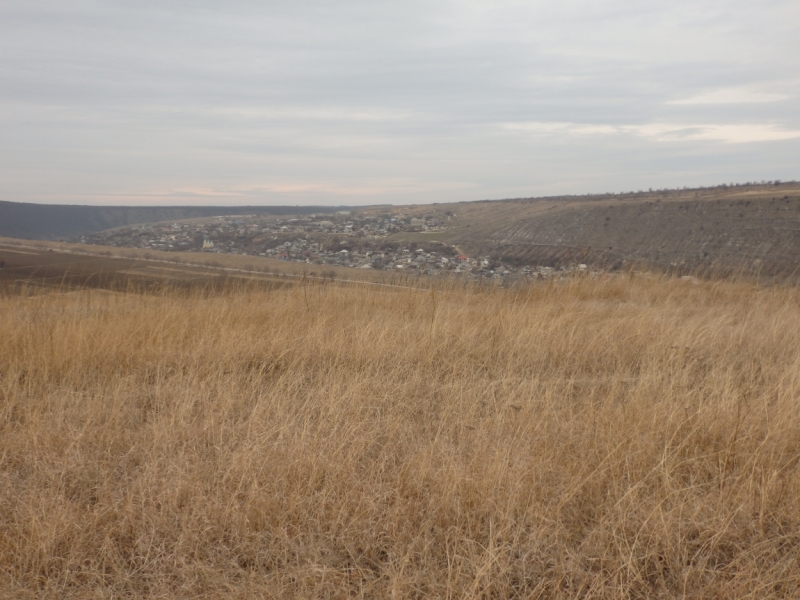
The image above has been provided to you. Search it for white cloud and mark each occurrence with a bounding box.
[669,87,792,105]
[502,121,800,144]
[501,122,618,135]
[201,106,414,122]
[630,123,800,143]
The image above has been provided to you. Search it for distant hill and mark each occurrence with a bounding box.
[4,181,800,278]
[429,182,800,277]
[351,182,800,278]
[0,201,344,240]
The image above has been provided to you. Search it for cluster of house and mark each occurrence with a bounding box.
[78,213,597,280]
[80,212,446,252]
[264,241,468,273]
[234,238,576,280]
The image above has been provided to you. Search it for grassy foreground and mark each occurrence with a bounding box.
[2,277,800,598]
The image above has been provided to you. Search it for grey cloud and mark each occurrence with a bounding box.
[1,0,798,206]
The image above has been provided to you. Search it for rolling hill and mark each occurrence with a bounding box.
[3,181,799,278]
[0,201,345,240]
[384,182,800,277]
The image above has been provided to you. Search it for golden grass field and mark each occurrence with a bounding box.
[3,275,800,598]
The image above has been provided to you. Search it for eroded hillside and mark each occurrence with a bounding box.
[435,183,800,276]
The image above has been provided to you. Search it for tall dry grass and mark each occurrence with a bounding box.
[2,276,800,598]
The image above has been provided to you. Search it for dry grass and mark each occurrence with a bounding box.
[2,276,800,598]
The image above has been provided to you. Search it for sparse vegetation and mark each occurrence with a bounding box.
[3,274,800,598]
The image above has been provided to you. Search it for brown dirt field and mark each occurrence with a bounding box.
[0,240,432,297]
[0,242,290,294]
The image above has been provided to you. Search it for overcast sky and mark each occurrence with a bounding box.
[1,1,798,206]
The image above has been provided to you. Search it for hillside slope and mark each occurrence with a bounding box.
[5,182,799,277]
[434,183,800,275]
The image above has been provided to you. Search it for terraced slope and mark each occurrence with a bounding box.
[438,183,800,276]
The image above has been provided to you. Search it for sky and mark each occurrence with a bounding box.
[1,0,799,206]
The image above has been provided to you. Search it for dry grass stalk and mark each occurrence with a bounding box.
[2,276,800,598]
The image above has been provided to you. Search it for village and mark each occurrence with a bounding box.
[77,212,587,280]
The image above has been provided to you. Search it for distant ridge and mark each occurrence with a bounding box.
[436,181,800,277]
[0,201,344,240]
